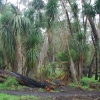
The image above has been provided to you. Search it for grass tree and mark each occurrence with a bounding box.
[0,4,30,74]
[10,4,30,74]
[46,0,58,62]
[23,5,43,77]
[60,0,77,82]
[0,6,16,71]
[71,2,84,80]
[94,0,100,23]
[82,1,99,80]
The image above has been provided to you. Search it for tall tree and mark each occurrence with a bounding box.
[82,0,99,80]
[60,0,77,82]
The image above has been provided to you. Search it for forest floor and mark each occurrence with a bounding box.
[0,86,100,100]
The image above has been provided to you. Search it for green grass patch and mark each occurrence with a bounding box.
[0,93,39,100]
[69,83,77,88]
[0,76,25,90]
[81,76,99,84]
[69,76,100,91]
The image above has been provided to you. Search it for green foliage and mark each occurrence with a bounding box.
[69,76,99,90]
[69,83,77,88]
[82,3,95,17]
[0,76,28,90]
[72,21,79,33]
[81,76,98,84]
[56,49,77,62]
[32,0,44,10]
[0,93,39,100]
[0,77,18,90]
[0,76,19,90]
[0,0,3,11]
[94,0,100,14]
[0,6,13,25]
[45,62,64,79]
[3,76,18,87]
[46,0,58,28]
[71,2,79,18]
[76,33,84,42]
[56,51,68,62]
[10,4,18,15]
[0,47,3,68]
[80,79,89,86]
[24,7,35,22]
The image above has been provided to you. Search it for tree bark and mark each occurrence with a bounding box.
[65,34,77,82]
[15,34,22,74]
[82,0,99,80]
[78,54,83,80]
[60,0,73,36]
[88,52,95,78]
[57,15,77,82]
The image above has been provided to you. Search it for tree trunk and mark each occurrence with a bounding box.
[10,62,17,73]
[15,34,22,74]
[88,52,95,78]
[82,0,99,80]
[58,15,77,83]
[37,35,48,69]
[78,54,83,80]
[47,30,54,62]
[2,47,8,70]
[65,34,77,82]
[82,0,99,42]
[60,0,73,36]
[95,46,98,80]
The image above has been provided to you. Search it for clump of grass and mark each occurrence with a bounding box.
[4,76,18,87]
[0,93,39,100]
[81,76,98,84]
[80,79,89,86]
[0,76,25,90]
[69,76,100,91]
[69,83,77,88]
[38,88,45,92]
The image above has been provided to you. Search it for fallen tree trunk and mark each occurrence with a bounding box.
[0,70,49,88]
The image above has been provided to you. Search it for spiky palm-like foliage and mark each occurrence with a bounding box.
[0,6,16,68]
[0,0,3,11]
[71,2,79,18]
[24,7,35,22]
[32,0,44,10]
[82,3,95,17]
[23,5,43,75]
[94,0,100,14]
[46,0,58,28]
[0,4,31,73]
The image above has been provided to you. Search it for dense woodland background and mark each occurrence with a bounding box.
[0,0,100,84]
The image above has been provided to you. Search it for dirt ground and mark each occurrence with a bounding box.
[0,86,100,100]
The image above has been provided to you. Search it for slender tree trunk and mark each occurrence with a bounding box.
[47,30,54,62]
[82,0,99,80]
[95,45,98,80]
[2,47,7,69]
[57,11,77,82]
[22,58,28,76]
[15,34,22,74]
[10,62,17,72]
[78,54,83,80]
[37,35,48,69]
[88,52,95,78]
[82,0,99,42]
[64,34,77,83]
[60,0,73,36]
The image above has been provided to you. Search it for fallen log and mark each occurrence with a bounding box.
[0,70,49,88]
